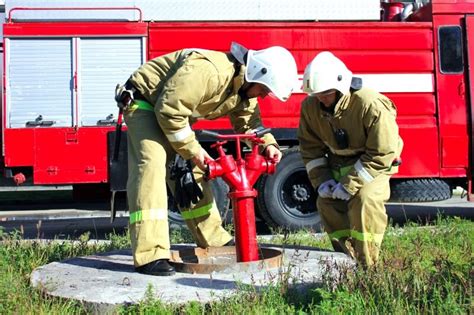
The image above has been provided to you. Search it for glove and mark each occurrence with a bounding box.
[332,183,351,201]
[317,179,337,198]
[114,83,134,109]
[169,154,204,209]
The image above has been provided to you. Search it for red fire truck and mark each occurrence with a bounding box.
[0,0,472,230]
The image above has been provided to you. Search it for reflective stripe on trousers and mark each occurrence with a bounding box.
[329,229,384,245]
[317,173,390,266]
[124,105,231,267]
[129,208,168,224]
[181,203,212,220]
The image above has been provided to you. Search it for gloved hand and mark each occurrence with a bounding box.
[317,179,337,198]
[332,182,351,201]
[169,154,203,209]
[114,83,134,109]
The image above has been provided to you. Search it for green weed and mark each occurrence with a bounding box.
[0,217,472,314]
[0,229,130,314]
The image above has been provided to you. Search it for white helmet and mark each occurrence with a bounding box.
[303,51,353,95]
[245,46,298,102]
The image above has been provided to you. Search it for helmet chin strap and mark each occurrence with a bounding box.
[333,91,343,105]
[230,42,248,65]
[238,82,253,99]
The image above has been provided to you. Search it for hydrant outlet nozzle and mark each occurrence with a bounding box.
[200,128,277,262]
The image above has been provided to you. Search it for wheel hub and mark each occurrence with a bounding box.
[292,184,310,202]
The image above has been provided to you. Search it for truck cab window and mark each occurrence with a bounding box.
[438,26,463,74]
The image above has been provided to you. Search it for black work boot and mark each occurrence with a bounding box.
[136,259,176,276]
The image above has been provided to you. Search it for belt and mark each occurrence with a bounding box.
[131,99,154,112]
[331,165,352,182]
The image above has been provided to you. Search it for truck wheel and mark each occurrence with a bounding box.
[256,147,321,231]
[390,179,452,202]
[168,177,231,225]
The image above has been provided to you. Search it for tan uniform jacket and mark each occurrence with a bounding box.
[297,87,403,195]
[128,49,277,160]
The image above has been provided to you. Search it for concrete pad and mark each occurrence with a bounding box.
[30,244,354,313]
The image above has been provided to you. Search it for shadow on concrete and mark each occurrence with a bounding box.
[64,256,134,273]
[63,249,134,273]
[174,278,237,290]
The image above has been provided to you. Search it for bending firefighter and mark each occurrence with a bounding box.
[115,42,298,276]
[297,51,403,266]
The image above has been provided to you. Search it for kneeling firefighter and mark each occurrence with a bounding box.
[115,42,298,276]
[297,51,403,266]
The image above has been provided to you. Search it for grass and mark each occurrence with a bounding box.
[0,217,472,314]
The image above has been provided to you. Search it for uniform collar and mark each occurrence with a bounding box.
[332,92,351,117]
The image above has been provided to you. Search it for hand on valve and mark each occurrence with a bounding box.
[192,147,214,172]
[264,145,282,163]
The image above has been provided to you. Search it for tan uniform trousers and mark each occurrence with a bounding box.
[317,174,390,266]
[125,105,232,267]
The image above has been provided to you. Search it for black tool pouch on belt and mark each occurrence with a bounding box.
[169,154,203,209]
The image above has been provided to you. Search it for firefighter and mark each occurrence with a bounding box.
[116,42,298,276]
[297,51,403,266]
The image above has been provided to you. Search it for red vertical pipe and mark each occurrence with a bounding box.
[205,133,274,262]
[231,192,259,261]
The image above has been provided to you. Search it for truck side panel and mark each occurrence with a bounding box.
[2,14,471,185]
[466,14,474,198]
[432,14,470,178]
[149,22,439,178]
[2,22,147,185]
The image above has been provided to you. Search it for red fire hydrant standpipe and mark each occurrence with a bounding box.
[200,129,276,263]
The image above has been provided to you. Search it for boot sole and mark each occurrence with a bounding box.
[151,270,176,276]
[137,270,176,276]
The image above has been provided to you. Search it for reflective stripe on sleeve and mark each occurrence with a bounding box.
[329,229,384,245]
[305,157,328,173]
[181,203,212,220]
[129,208,168,225]
[355,160,374,183]
[166,124,193,142]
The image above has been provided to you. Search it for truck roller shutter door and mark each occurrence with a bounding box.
[79,38,144,126]
[7,39,73,128]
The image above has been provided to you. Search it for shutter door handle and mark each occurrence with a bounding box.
[26,115,55,127]
[97,114,117,126]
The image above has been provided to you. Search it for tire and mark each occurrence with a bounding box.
[167,177,231,225]
[389,179,452,202]
[256,147,322,231]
